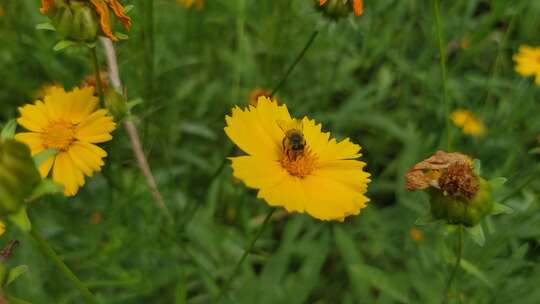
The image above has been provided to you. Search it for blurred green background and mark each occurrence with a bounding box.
[1,0,540,303]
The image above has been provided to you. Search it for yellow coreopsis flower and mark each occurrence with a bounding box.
[0,220,5,236]
[15,86,116,196]
[513,45,540,85]
[225,97,370,221]
[177,0,204,9]
[451,109,485,137]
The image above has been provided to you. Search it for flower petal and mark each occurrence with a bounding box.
[230,155,288,189]
[14,132,44,155]
[69,141,107,173]
[39,155,55,178]
[257,175,308,214]
[17,101,50,132]
[225,97,291,159]
[302,117,361,162]
[67,86,99,124]
[53,152,83,196]
[75,109,116,143]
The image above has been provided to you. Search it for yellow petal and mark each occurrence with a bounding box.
[302,118,361,162]
[39,155,55,178]
[230,155,288,189]
[75,109,116,143]
[14,132,45,155]
[257,175,308,213]
[53,152,82,196]
[0,220,5,236]
[69,141,106,172]
[316,159,371,194]
[17,101,50,132]
[67,86,99,124]
[225,97,291,159]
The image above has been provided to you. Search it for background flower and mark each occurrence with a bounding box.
[513,45,540,85]
[15,86,116,196]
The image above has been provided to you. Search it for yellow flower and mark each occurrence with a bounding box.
[513,45,540,85]
[225,97,370,221]
[177,0,204,9]
[451,109,485,136]
[409,227,423,242]
[15,86,116,196]
[0,220,5,236]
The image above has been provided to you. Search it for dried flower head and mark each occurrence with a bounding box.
[438,162,479,199]
[319,0,363,16]
[81,70,109,93]
[405,151,472,192]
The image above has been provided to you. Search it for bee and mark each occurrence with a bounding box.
[277,119,306,160]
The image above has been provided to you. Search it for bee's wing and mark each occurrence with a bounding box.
[277,119,303,133]
[291,119,303,132]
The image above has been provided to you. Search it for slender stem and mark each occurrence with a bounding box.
[216,208,276,302]
[433,0,451,151]
[442,225,463,304]
[89,47,105,105]
[29,228,100,304]
[271,30,320,96]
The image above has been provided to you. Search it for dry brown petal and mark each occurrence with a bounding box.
[405,151,472,191]
[439,162,479,199]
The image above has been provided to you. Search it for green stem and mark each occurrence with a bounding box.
[271,30,320,96]
[143,0,155,105]
[29,228,100,304]
[216,208,276,302]
[89,47,105,105]
[433,0,451,151]
[442,225,463,304]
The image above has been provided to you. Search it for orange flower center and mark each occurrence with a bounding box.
[42,120,76,151]
[280,148,318,178]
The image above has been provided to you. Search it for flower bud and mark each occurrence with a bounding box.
[314,0,350,20]
[0,140,41,216]
[49,0,99,42]
[104,89,128,121]
[429,178,493,227]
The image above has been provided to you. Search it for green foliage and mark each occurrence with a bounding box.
[0,0,539,303]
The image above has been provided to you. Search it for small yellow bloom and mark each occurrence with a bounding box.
[15,86,116,196]
[513,45,540,85]
[0,220,5,236]
[409,227,423,242]
[0,5,4,17]
[225,97,370,221]
[177,0,204,9]
[451,109,485,136]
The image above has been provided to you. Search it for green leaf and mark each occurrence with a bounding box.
[123,4,134,13]
[414,213,437,226]
[127,98,143,110]
[36,22,55,31]
[460,259,494,288]
[473,159,482,175]
[528,147,540,154]
[491,202,514,215]
[466,224,485,246]
[6,296,32,304]
[1,120,17,140]
[53,40,78,51]
[5,265,29,286]
[33,149,57,167]
[115,32,129,40]
[7,207,31,233]
[27,179,63,202]
[489,177,507,189]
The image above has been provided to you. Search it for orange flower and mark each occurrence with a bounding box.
[320,0,363,16]
[40,0,131,41]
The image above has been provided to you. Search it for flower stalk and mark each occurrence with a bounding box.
[216,208,276,302]
[89,47,105,104]
[29,228,99,304]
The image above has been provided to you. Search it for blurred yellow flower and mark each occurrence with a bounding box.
[0,220,5,236]
[0,5,4,17]
[177,0,204,9]
[409,227,423,242]
[451,109,485,136]
[15,86,116,196]
[225,97,370,221]
[247,88,272,107]
[513,45,540,85]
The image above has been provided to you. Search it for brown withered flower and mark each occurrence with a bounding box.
[40,0,131,41]
[247,88,272,107]
[438,162,479,199]
[405,151,473,192]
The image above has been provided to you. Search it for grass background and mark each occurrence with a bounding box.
[0,0,540,303]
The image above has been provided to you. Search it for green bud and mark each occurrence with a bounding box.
[49,0,99,42]
[0,140,41,216]
[314,0,350,20]
[429,178,493,227]
[104,89,128,121]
